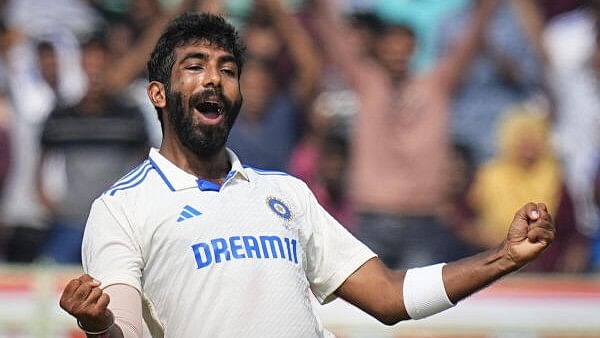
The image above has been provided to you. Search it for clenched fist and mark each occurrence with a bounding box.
[503,202,555,268]
[59,274,114,332]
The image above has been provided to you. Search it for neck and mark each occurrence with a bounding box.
[159,133,231,183]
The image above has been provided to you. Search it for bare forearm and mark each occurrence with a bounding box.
[313,0,366,89]
[509,0,548,65]
[442,242,518,303]
[264,0,321,102]
[436,0,498,94]
[339,204,553,324]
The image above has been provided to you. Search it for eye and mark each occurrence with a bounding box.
[221,68,236,77]
[186,65,204,71]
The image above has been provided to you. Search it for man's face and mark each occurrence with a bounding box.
[166,41,242,157]
[374,28,415,81]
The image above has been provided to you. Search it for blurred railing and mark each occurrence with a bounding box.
[1,264,599,338]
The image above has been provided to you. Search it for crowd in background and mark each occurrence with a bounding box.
[0,0,599,274]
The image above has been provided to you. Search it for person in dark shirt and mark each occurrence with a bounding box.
[37,37,148,264]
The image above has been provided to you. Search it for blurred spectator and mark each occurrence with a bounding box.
[0,92,11,259]
[0,22,85,263]
[288,93,334,184]
[227,0,320,171]
[542,0,600,238]
[435,142,483,260]
[469,110,588,273]
[592,160,600,271]
[316,11,382,139]
[315,0,498,269]
[372,0,469,72]
[4,0,102,38]
[36,38,149,264]
[0,93,9,193]
[440,1,544,164]
[311,134,354,229]
[290,95,354,228]
[101,0,199,147]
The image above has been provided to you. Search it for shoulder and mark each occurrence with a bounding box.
[102,159,167,201]
[244,166,312,196]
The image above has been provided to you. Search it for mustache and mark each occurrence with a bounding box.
[189,88,231,110]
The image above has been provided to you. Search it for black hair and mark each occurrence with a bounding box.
[349,11,384,35]
[36,40,55,54]
[147,12,246,127]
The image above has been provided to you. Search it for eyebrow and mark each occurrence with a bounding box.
[180,52,237,67]
[181,52,208,63]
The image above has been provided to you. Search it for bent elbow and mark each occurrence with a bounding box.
[377,313,409,326]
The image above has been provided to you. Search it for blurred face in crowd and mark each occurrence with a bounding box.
[240,59,276,121]
[81,41,108,99]
[243,24,282,62]
[374,27,416,82]
[346,13,382,58]
[130,0,161,28]
[106,22,135,59]
[499,113,549,169]
[165,41,243,157]
[514,133,545,169]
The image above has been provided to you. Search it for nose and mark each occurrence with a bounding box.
[202,66,221,88]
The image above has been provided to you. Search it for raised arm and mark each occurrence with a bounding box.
[257,0,321,104]
[509,0,549,66]
[313,0,371,90]
[335,203,554,324]
[435,0,499,96]
[104,0,197,94]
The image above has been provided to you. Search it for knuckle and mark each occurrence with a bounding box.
[89,307,102,317]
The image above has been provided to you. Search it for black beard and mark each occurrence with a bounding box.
[167,88,241,158]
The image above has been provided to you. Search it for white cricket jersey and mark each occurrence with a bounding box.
[82,148,376,338]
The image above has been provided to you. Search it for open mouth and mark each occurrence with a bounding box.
[195,101,224,120]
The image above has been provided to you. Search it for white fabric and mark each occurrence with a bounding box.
[402,263,454,320]
[82,148,375,338]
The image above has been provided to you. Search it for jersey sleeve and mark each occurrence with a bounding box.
[82,197,144,292]
[302,185,376,304]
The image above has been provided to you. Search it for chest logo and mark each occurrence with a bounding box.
[267,196,293,221]
[177,205,202,223]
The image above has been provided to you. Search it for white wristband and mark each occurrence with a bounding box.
[402,263,454,319]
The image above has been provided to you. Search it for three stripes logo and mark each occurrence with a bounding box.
[177,205,203,223]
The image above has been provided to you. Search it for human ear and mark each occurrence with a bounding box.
[148,81,167,110]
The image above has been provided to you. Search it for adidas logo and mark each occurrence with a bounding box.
[177,205,202,222]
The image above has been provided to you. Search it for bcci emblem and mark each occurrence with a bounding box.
[267,196,293,222]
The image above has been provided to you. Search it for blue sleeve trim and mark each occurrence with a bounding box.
[107,162,152,192]
[109,165,155,196]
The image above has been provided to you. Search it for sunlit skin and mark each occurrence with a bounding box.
[148,41,243,183]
